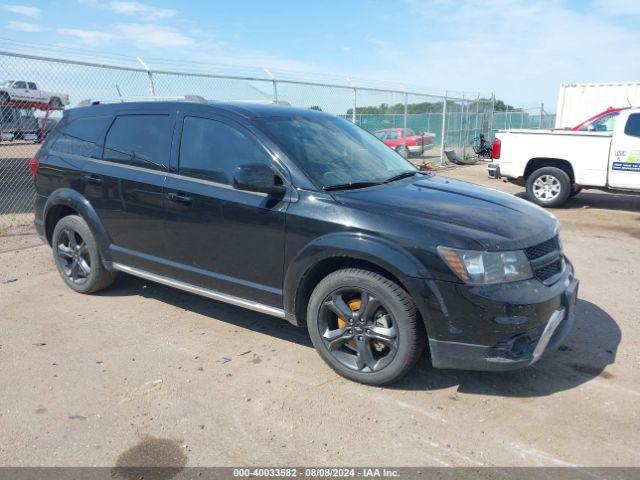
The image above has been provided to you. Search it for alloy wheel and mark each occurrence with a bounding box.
[318,288,398,373]
[56,228,91,284]
[532,174,561,201]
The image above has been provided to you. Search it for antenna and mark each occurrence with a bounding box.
[627,97,632,107]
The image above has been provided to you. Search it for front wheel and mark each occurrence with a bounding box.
[525,167,571,208]
[307,269,426,386]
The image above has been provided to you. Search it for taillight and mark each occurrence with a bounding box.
[492,138,501,159]
[28,156,39,177]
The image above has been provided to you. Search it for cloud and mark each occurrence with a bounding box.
[115,23,193,48]
[56,29,117,47]
[77,1,177,21]
[2,4,40,17]
[370,0,640,107]
[594,0,640,16]
[7,20,41,32]
[108,1,177,21]
[57,24,193,49]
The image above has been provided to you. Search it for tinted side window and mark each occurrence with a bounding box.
[28,82,37,90]
[179,116,270,185]
[51,116,110,157]
[14,81,26,89]
[624,113,640,138]
[103,115,171,170]
[386,131,399,140]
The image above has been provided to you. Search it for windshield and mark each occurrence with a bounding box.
[257,115,417,189]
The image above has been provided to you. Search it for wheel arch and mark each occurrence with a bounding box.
[283,233,432,331]
[44,188,113,265]
[524,157,575,183]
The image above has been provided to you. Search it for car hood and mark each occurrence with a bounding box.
[333,174,559,251]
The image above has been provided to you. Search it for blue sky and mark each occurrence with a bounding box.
[2,0,640,110]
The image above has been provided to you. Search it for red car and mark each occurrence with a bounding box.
[373,128,433,157]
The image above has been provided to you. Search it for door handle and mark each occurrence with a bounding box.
[166,192,193,205]
[84,174,102,185]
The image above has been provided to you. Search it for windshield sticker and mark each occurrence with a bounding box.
[613,150,640,172]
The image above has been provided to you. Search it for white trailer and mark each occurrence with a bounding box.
[555,82,640,129]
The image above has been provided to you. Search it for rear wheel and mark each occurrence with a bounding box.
[307,268,426,385]
[526,167,571,208]
[0,91,9,102]
[52,215,116,294]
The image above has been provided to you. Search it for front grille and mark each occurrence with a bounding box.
[535,259,563,282]
[525,236,564,284]
[524,236,559,260]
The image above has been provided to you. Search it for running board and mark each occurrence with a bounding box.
[112,263,286,319]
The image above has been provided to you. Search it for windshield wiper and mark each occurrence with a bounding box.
[383,171,424,184]
[322,181,381,191]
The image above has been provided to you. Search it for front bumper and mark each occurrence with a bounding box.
[423,263,579,371]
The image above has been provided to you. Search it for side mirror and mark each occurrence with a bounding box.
[233,163,286,196]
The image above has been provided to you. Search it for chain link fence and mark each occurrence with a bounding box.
[0,48,526,231]
[492,105,556,135]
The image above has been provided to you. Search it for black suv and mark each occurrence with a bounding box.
[33,101,579,385]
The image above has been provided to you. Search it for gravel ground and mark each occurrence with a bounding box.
[0,163,638,468]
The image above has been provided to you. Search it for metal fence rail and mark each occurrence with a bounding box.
[0,49,539,230]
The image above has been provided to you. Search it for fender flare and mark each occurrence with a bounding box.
[43,188,113,264]
[283,232,435,328]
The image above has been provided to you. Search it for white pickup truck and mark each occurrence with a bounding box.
[488,107,640,207]
[0,80,69,109]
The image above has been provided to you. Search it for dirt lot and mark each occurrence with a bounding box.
[1,163,639,468]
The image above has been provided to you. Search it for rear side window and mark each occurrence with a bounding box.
[179,116,271,185]
[624,113,640,138]
[103,114,171,170]
[28,82,37,90]
[51,116,110,157]
[386,131,399,140]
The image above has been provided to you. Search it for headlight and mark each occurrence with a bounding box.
[437,246,533,284]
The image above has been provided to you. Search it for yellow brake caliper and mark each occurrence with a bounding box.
[338,298,361,328]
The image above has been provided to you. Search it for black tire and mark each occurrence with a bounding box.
[307,268,426,386]
[51,215,116,294]
[525,167,571,208]
[0,91,9,102]
[395,145,409,159]
[570,185,582,198]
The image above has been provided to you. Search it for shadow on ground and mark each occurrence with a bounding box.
[514,190,640,214]
[104,275,619,398]
[395,299,620,397]
[100,273,312,348]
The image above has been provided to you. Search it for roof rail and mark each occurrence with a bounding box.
[76,95,207,107]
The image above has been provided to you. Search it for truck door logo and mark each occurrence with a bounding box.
[613,150,640,172]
